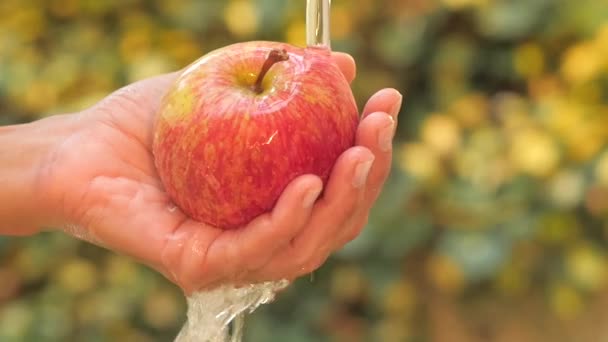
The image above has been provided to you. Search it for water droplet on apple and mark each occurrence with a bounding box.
[167,204,178,213]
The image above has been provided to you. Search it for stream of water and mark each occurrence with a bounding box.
[174,280,290,342]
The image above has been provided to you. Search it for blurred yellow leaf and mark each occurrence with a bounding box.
[561,41,603,85]
[22,80,59,114]
[514,42,545,79]
[397,142,443,182]
[426,254,466,294]
[142,289,182,329]
[331,3,355,39]
[224,0,258,38]
[373,318,412,342]
[104,255,140,288]
[548,170,586,209]
[448,93,489,129]
[440,0,487,10]
[382,280,417,317]
[120,27,153,63]
[593,23,608,65]
[509,128,560,178]
[285,20,307,48]
[537,213,580,246]
[566,245,607,291]
[421,113,462,156]
[550,284,584,320]
[495,262,530,297]
[48,0,80,18]
[456,129,513,191]
[595,152,608,187]
[127,54,175,83]
[55,258,98,295]
[158,30,204,66]
[330,265,368,303]
[4,5,47,42]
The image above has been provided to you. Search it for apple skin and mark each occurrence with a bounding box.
[152,41,359,229]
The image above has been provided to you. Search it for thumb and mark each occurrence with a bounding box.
[96,72,181,117]
[84,71,181,147]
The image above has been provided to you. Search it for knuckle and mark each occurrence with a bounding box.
[187,230,222,279]
[101,85,144,113]
[243,221,276,271]
[243,248,271,272]
[290,242,316,273]
[159,235,187,288]
[329,201,359,226]
[226,239,244,275]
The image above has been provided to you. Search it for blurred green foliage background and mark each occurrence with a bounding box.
[2,0,608,341]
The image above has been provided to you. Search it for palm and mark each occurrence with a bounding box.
[54,54,403,294]
[57,74,221,289]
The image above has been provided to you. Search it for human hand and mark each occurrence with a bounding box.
[42,52,403,294]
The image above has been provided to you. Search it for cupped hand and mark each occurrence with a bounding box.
[45,52,403,294]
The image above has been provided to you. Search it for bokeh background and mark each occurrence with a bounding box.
[2,0,608,341]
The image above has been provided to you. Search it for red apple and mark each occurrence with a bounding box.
[152,41,359,229]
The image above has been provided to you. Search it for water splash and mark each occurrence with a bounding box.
[175,280,290,342]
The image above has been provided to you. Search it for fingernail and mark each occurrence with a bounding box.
[303,186,322,208]
[379,116,396,152]
[390,92,403,118]
[352,157,375,188]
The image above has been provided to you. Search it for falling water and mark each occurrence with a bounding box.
[174,281,290,342]
[306,0,332,49]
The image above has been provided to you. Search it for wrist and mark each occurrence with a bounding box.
[0,114,81,235]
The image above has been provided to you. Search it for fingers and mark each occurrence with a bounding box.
[328,113,395,250]
[359,89,403,203]
[331,52,356,83]
[169,175,323,293]
[332,89,404,248]
[355,112,397,203]
[162,221,223,294]
[213,175,323,275]
[232,89,404,283]
[362,88,403,120]
[250,147,375,281]
[162,87,404,292]
[312,147,375,227]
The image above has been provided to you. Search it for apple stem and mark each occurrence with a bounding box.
[253,49,289,94]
